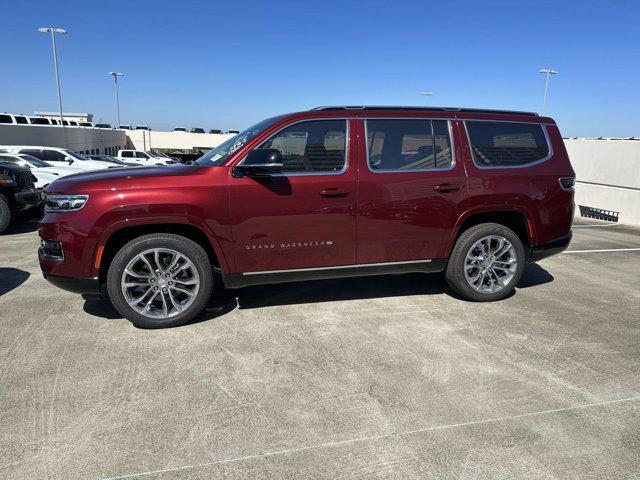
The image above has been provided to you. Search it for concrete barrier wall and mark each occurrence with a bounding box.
[0,124,126,153]
[564,139,640,224]
[125,129,235,151]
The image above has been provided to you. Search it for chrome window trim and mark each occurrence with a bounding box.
[237,118,350,177]
[464,121,554,170]
[364,118,456,174]
[243,258,432,275]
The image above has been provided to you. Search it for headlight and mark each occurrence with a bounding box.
[44,194,89,212]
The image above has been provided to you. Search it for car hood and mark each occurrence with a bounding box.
[37,166,85,175]
[46,164,208,193]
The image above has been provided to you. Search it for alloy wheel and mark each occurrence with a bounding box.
[464,235,518,293]
[120,248,200,319]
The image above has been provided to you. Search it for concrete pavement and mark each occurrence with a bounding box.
[1,217,639,479]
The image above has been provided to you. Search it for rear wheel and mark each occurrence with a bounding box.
[106,233,213,328]
[0,194,13,234]
[445,223,525,301]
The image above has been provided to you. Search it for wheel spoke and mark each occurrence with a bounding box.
[121,247,201,320]
[463,235,518,294]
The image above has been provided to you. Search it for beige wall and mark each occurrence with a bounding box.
[0,124,126,154]
[564,139,640,224]
[125,129,235,151]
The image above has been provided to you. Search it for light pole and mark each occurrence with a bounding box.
[420,92,433,106]
[108,72,124,127]
[539,68,558,114]
[38,27,68,129]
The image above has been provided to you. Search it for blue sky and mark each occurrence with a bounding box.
[1,0,638,136]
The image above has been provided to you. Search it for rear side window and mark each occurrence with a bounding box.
[0,114,13,124]
[466,122,550,167]
[259,120,347,173]
[15,116,28,124]
[366,119,453,171]
[20,149,42,158]
[121,151,133,158]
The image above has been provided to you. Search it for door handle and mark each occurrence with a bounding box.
[433,183,460,193]
[320,188,349,198]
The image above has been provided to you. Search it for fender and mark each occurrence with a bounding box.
[91,214,231,277]
[445,204,537,258]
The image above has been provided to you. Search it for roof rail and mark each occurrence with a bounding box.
[311,106,539,116]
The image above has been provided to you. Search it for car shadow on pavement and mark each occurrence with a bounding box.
[79,264,555,324]
[0,268,30,296]
[518,263,555,288]
[3,219,39,235]
[234,272,450,309]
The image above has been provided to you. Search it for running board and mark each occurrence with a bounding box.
[223,259,447,288]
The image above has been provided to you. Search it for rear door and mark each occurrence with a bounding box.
[356,118,468,263]
[229,118,357,273]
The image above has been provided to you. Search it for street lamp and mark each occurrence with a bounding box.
[108,72,124,127]
[539,68,558,114]
[37,27,68,129]
[420,92,433,106]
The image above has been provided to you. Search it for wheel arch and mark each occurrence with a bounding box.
[93,217,228,288]
[446,208,535,258]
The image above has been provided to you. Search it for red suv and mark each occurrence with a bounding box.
[39,106,575,328]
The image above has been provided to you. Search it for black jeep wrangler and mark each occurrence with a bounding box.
[0,161,42,234]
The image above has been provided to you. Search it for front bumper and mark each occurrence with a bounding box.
[528,232,572,262]
[43,273,100,294]
[15,189,43,210]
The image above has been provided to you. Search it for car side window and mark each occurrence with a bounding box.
[43,150,67,162]
[258,120,347,173]
[20,149,42,158]
[135,152,148,158]
[366,120,453,171]
[466,121,550,167]
[121,151,133,158]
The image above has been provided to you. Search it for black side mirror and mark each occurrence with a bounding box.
[236,149,283,176]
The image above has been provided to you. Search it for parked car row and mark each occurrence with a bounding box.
[172,126,238,134]
[0,157,42,234]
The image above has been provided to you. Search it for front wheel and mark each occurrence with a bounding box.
[106,233,213,328]
[0,194,13,234]
[445,223,525,302]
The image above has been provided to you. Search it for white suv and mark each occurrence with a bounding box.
[116,150,175,165]
[0,146,114,171]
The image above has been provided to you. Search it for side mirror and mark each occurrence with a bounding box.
[237,149,283,176]
[66,157,74,165]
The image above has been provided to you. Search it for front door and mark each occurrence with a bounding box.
[229,118,357,273]
[356,118,468,263]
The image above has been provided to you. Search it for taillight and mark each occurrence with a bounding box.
[559,177,575,191]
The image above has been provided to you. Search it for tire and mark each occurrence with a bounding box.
[106,233,214,328]
[0,194,14,234]
[445,223,525,302]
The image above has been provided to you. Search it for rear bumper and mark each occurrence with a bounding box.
[528,232,572,262]
[43,273,100,294]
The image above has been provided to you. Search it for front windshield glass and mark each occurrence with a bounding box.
[66,150,89,161]
[19,154,52,168]
[195,115,287,166]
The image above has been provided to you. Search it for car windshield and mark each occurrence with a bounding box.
[19,154,52,167]
[66,150,89,161]
[195,115,287,166]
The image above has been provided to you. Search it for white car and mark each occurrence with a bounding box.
[0,152,84,189]
[0,146,114,171]
[116,150,175,166]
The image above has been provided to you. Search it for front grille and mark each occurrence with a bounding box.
[12,169,36,190]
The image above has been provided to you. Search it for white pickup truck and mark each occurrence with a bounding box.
[116,150,176,166]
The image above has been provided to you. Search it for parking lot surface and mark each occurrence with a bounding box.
[1,217,639,479]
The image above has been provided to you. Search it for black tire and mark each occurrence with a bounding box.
[445,223,525,302]
[0,194,14,234]
[106,233,213,328]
